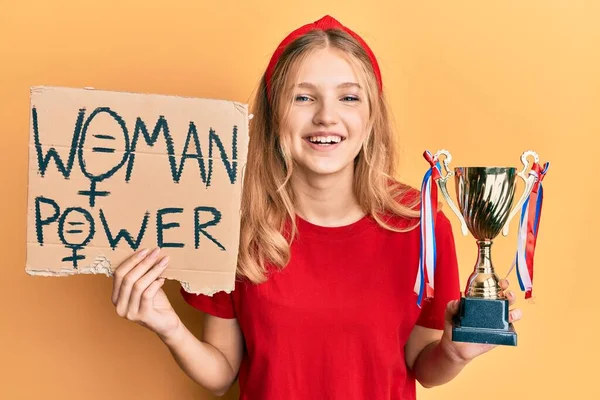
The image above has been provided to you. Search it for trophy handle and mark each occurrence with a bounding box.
[501,150,539,236]
[434,150,469,236]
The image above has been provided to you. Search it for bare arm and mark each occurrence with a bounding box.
[112,248,244,397]
[404,324,469,388]
[161,315,244,396]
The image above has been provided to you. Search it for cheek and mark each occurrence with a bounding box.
[344,110,369,140]
[287,107,312,126]
[284,113,305,139]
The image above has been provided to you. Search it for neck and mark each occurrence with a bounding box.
[291,164,364,227]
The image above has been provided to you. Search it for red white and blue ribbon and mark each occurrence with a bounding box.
[415,151,442,307]
[514,161,549,299]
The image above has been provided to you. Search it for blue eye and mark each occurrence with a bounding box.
[295,95,311,102]
[342,96,359,102]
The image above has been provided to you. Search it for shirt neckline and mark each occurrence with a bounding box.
[294,213,374,239]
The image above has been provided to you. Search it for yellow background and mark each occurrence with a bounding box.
[1,0,598,399]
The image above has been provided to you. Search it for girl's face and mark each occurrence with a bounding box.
[281,47,370,179]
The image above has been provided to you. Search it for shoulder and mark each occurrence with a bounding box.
[376,180,421,230]
[378,180,454,234]
[391,181,420,210]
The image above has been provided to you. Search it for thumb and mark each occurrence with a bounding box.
[445,299,461,326]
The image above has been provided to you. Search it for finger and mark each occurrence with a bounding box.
[112,248,150,304]
[499,278,509,291]
[115,247,161,317]
[506,290,516,306]
[509,308,523,323]
[116,247,161,315]
[128,256,170,315]
[444,299,460,325]
[140,278,166,313]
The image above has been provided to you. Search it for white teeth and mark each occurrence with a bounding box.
[308,135,342,144]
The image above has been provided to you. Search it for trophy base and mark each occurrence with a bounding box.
[452,297,517,346]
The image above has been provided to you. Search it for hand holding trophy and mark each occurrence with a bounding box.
[416,149,549,346]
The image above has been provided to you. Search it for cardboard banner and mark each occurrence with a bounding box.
[25,86,248,295]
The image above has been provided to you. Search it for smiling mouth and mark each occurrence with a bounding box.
[305,136,345,146]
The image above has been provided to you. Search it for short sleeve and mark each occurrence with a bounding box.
[180,287,237,319]
[416,210,461,330]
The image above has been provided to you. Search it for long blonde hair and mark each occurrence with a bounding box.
[237,28,420,283]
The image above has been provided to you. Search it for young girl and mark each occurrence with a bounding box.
[111,15,521,399]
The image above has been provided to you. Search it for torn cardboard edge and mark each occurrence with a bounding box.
[24,262,235,296]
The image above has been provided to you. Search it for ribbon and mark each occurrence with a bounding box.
[415,151,442,307]
[514,161,549,299]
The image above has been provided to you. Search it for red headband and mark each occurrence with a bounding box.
[265,15,383,102]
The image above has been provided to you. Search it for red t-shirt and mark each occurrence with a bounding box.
[181,209,460,400]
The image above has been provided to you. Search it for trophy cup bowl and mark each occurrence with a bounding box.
[434,150,539,346]
[458,166,516,299]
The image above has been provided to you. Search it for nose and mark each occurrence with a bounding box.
[312,99,339,126]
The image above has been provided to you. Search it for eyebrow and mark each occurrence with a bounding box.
[296,82,362,89]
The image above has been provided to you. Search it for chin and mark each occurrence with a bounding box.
[303,160,352,177]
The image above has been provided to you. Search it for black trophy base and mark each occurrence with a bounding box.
[452,297,517,346]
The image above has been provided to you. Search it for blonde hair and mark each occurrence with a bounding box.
[237,28,420,283]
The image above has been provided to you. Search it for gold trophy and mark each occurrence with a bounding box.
[427,149,545,346]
